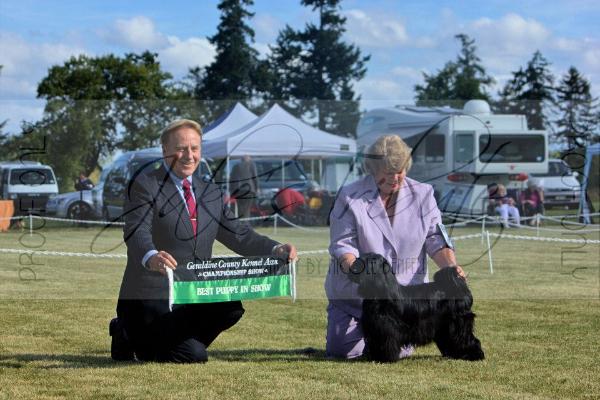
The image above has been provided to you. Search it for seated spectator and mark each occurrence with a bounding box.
[487,183,520,228]
[274,187,306,218]
[520,181,545,225]
[75,172,94,191]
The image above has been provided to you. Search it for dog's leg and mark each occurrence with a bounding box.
[435,312,484,361]
[363,304,403,363]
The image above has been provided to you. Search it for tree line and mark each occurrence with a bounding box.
[1,0,598,191]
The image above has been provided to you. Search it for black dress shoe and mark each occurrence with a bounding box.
[109,317,135,361]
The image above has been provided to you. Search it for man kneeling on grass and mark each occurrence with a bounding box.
[110,119,296,363]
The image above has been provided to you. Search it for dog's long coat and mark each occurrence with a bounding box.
[348,254,485,362]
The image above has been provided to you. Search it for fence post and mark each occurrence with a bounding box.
[273,214,278,235]
[29,214,33,236]
[486,230,494,274]
[481,215,486,246]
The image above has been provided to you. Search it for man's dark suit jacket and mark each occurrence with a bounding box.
[116,165,278,326]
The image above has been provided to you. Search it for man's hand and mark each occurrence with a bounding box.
[147,251,178,275]
[273,243,298,263]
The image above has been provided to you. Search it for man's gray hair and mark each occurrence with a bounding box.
[160,119,203,145]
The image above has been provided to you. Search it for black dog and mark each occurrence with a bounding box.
[348,253,484,362]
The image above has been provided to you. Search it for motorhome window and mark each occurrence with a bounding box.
[404,135,425,162]
[9,168,56,185]
[425,135,445,162]
[479,135,545,163]
[455,133,474,164]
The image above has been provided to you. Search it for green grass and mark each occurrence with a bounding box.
[0,224,599,399]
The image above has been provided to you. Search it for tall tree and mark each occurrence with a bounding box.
[498,50,555,130]
[8,52,174,190]
[189,0,269,119]
[415,34,494,107]
[268,0,369,136]
[554,66,598,147]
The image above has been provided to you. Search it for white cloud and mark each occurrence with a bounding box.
[391,66,422,81]
[102,16,169,50]
[0,32,87,97]
[253,14,282,42]
[583,48,600,69]
[470,13,550,57]
[344,9,410,48]
[0,100,45,134]
[554,37,583,52]
[159,36,215,76]
[355,78,414,105]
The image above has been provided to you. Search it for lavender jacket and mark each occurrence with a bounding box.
[325,174,448,318]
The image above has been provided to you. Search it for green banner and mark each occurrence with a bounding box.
[170,256,294,304]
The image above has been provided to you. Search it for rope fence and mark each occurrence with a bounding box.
[2,229,597,278]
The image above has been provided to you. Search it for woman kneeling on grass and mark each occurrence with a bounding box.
[324,135,465,360]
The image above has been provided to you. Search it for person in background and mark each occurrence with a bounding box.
[274,186,306,220]
[520,181,545,225]
[487,183,520,228]
[74,172,94,191]
[230,155,259,219]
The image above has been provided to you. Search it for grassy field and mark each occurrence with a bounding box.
[0,222,599,399]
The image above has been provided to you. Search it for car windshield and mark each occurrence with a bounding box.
[9,168,56,185]
[531,161,571,177]
[130,156,163,174]
[255,160,306,183]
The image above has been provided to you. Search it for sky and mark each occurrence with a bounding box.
[0,0,599,134]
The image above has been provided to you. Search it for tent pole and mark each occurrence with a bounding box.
[319,159,323,184]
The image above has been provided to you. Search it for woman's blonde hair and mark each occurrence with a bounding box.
[363,135,413,175]
[160,119,203,145]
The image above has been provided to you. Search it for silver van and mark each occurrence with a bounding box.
[0,161,59,214]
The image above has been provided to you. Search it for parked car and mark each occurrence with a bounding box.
[46,189,97,220]
[0,161,59,214]
[530,159,581,209]
[100,148,211,221]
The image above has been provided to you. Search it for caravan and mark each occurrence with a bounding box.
[357,100,549,214]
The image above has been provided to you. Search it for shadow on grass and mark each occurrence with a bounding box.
[209,348,444,363]
[0,350,445,368]
[209,347,328,362]
[0,353,134,369]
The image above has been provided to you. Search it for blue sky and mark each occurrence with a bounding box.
[1,0,599,133]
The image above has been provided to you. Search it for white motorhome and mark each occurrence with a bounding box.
[356,100,549,214]
[0,161,59,214]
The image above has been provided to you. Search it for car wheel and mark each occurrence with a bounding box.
[67,202,92,220]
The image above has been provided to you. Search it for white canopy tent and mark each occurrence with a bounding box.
[203,103,356,158]
[203,104,357,193]
[202,102,258,140]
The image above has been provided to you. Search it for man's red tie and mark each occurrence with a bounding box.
[182,179,197,237]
